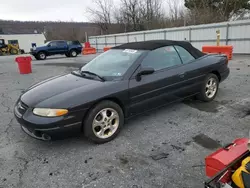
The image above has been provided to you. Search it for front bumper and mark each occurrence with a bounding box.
[29,49,38,56]
[14,100,86,141]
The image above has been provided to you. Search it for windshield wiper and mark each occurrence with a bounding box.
[80,71,106,82]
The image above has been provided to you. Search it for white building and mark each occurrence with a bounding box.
[0,33,46,53]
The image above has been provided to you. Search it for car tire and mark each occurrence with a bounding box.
[37,52,46,60]
[34,56,39,60]
[65,53,70,57]
[83,100,124,144]
[70,49,77,57]
[10,48,18,55]
[197,73,219,102]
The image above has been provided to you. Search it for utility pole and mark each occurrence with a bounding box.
[85,32,88,42]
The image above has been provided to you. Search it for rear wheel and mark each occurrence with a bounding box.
[70,49,77,57]
[197,73,219,102]
[34,55,39,60]
[83,101,124,144]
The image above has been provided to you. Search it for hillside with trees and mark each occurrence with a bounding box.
[0,20,101,42]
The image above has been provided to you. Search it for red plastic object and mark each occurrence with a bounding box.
[85,42,91,48]
[82,47,97,55]
[15,56,32,74]
[202,45,233,60]
[205,138,249,183]
[103,47,111,52]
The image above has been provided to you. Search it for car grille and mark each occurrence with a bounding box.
[16,100,29,115]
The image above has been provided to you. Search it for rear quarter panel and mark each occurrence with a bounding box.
[184,54,228,78]
[196,54,229,79]
[69,44,83,53]
[177,54,229,96]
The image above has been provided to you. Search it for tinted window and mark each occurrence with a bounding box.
[67,41,81,45]
[174,45,195,64]
[56,41,66,47]
[50,42,57,47]
[141,46,182,71]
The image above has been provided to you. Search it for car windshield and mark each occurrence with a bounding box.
[80,49,144,79]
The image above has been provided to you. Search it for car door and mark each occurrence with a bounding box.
[173,45,208,98]
[128,46,188,116]
[56,41,68,53]
[47,41,58,55]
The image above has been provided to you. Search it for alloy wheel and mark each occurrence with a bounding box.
[92,108,120,139]
[205,77,217,98]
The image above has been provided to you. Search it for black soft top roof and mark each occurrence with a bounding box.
[112,40,205,59]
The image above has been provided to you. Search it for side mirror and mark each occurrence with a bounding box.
[47,44,51,47]
[136,67,155,81]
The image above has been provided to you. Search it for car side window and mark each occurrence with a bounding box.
[50,42,57,47]
[141,46,182,71]
[69,41,81,45]
[174,45,195,64]
[56,41,66,47]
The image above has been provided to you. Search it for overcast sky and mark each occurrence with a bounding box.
[1,0,184,22]
[1,0,96,22]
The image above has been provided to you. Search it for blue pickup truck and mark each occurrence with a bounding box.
[30,40,83,60]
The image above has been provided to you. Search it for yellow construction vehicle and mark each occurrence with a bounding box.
[0,39,20,56]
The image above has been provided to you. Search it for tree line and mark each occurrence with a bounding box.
[1,0,249,41]
[87,0,250,35]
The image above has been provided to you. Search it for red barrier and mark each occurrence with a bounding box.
[104,47,111,52]
[202,45,233,60]
[82,47,97,55]
[15,56,32,74]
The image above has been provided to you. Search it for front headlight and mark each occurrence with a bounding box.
[33,108,68,117]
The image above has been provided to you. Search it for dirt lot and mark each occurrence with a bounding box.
[0,54,250,188]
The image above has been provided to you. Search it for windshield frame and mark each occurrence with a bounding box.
[80,49,147,81]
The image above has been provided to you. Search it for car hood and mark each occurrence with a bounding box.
[20,73,102,107]
[33,46,47,51]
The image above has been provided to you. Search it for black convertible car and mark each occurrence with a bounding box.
[14,40,230,143]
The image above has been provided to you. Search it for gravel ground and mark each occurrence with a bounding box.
[0,54,250,188]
